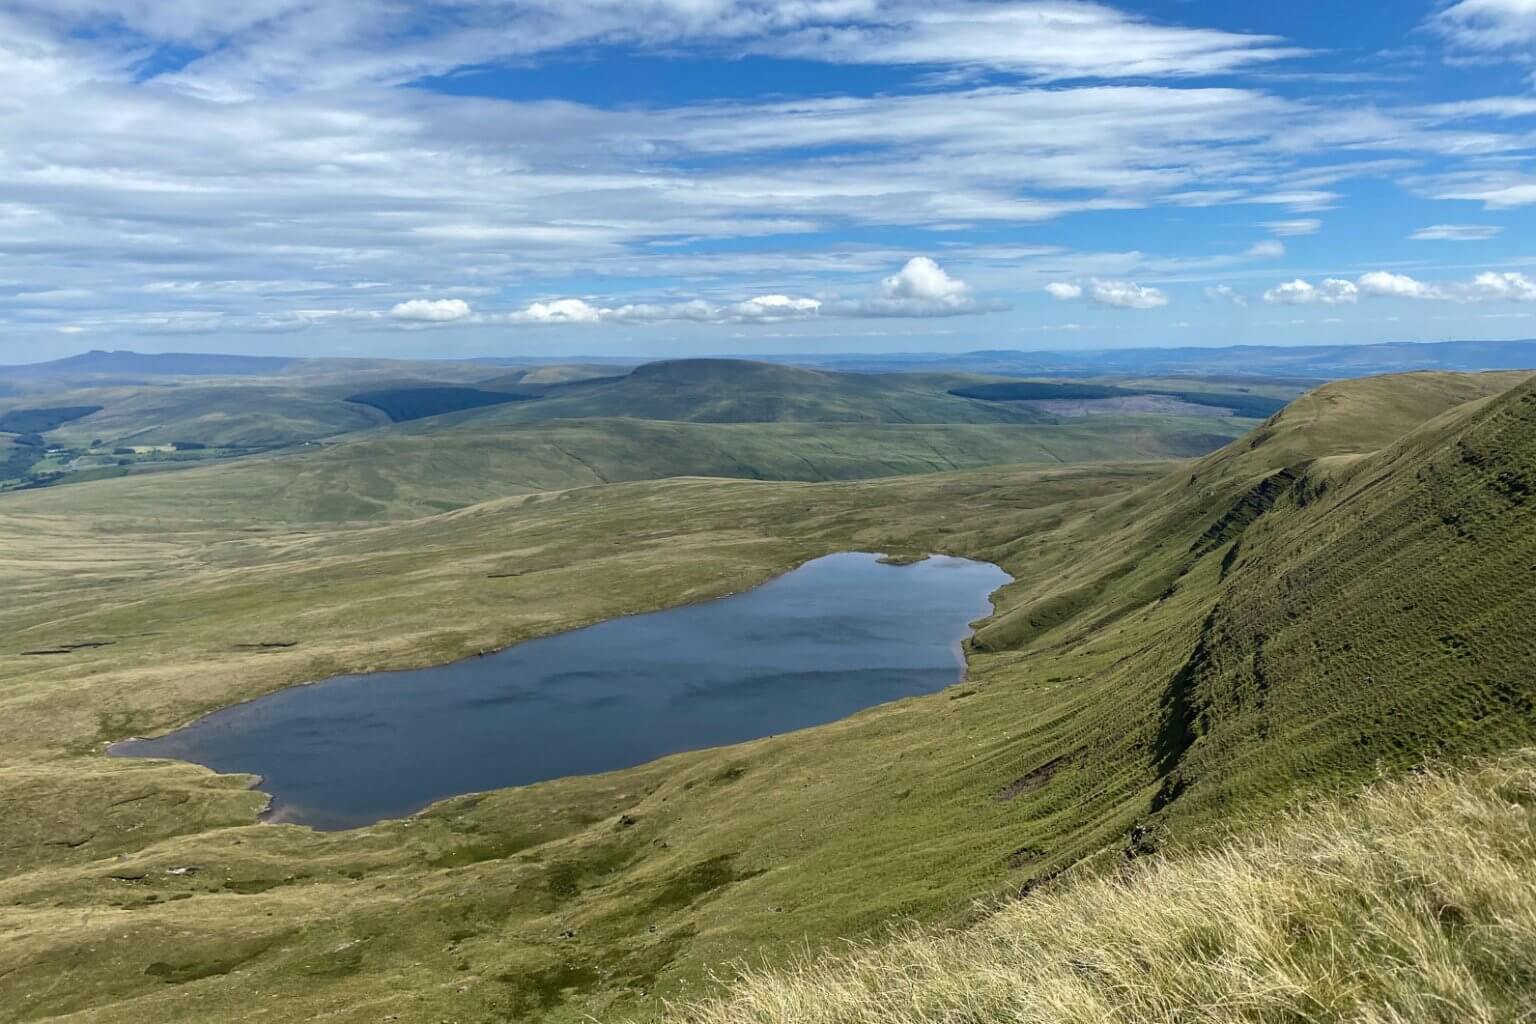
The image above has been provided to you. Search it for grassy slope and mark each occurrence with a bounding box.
[0,371,1530,1023]
[448,359,1056,425]
[679,752,1536,1024]
[13,383,393,448]
[1,417,1246,522]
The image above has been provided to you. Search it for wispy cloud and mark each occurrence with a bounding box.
[1410,223,1503,241]
[1431,0,1536,53]
[1263,219,1322,236]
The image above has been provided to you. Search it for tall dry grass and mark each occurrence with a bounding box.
[674,753,1536,1024]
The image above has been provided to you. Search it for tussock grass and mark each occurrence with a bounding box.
[677,753,1536,1024]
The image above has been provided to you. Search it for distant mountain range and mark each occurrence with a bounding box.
[788,339,1536,378]
[0,349,302,380]
[5,338,1535,383]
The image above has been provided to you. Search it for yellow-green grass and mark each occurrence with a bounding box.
[677,750,1536,1024]
[1,417,1247,522]
[0,370,1531,1023]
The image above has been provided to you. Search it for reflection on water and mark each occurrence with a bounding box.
[112,552,1010,830]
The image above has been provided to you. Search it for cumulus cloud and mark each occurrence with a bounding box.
[496,258,993,325]
[822,256,993,317]
[1263,270,1536,306]
[1088,279,1169,309]
[1465,271,1536,302]
[1357,271,1442,300]
[500,294,824,325]
[1410,223,1503,241]
[389,297,473,322]
[513,298,604,323]
[1263,278,1359,305]
[1246,240,1286,258]
[730,294,823,319]
[1049,277,1169,309]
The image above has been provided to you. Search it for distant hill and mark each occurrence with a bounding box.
[0,349,301,380]
[345,386,538,423]
[799,339,1536,377]
[13,339,1534,386]
[442,358,1058,426]
[3,417,1248,521]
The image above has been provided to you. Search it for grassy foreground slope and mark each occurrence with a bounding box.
[0,371,1531,1023]
[679,751,1536,1024]
[1,416,1243,521]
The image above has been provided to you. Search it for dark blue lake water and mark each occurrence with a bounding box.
[112,553,1009,830]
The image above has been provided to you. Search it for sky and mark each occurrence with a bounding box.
[3,1,1536,361]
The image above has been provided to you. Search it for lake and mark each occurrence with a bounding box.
[111,552,1010,830]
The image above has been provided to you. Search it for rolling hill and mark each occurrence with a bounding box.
[421,359,1060,426]
[0,417,1246,522]
[1,357,1273,514]
[0,370,1532,1023]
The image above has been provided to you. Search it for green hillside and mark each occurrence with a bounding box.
[440,359,1058,426]
[20,383,393,448]
[1,417,1248,522]
[0,371,1531,1023]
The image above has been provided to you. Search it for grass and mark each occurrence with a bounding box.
[676,750,1536,1024]
[1,418,1246,521]
[0,369,1531,1023]
[442,359,1059,426]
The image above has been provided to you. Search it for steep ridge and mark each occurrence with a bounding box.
[962,371,1536,869]
[673,376,1536,1024]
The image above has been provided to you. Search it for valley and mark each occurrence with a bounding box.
[1,357,1533,1023]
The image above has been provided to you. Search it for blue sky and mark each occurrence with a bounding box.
[3,0,1536,360]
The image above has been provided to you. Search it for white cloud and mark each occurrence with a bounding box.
[828,257,1001,317]
[1464,271,1536,302]
[1263,278,1359,305]
[881,257,969,302]
[767,2,1305,80]
[731,295,823,320]
[1087,278,1169,309]
[1264,218,1321,236]
[1421,96,1536,119]
[1432,0,1536,52]
[513,298,604,324]
[1357,271,1442,300]
[1,2,1534,350]
[3,1,1306,99]
[389,297,472,322]
[497,258,992,325]
[1049,277,1168,309]
[1206,284,1247,307]
[1263,269,1536,306]
[1410,223,1503,241]
[1245,240,1286,258]
[1433,176,1536,208]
